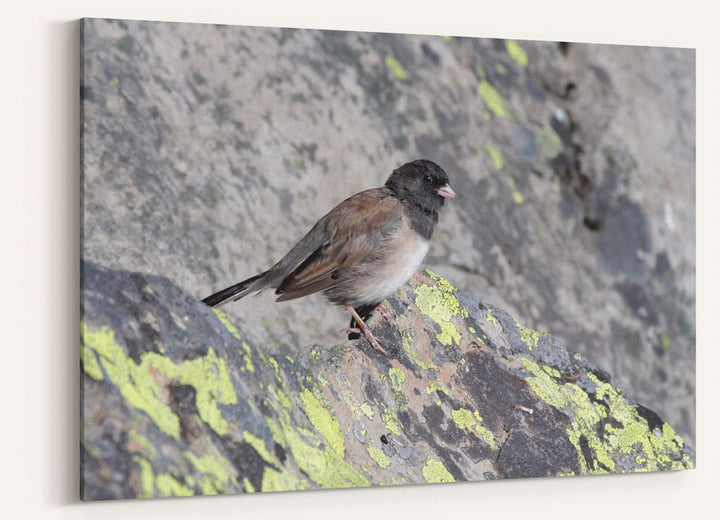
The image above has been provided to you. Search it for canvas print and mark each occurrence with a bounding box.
[80,17,696,500]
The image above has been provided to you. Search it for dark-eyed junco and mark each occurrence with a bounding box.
[202,159,456,354]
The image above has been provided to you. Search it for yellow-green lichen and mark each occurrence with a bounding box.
[212,308,242,340]
[485,308,500,327]
[385,55,408,81]
[265,418,286,449]
[127,429,157,459]
[425,383,449,403]
[505,40,528,67]
[426,384,443,405]
[515,319,548,350]
[660,333,671,350]
[261,466,310,492]
[156,473,194,497]
[179,349,238,435]
[425,383,445,395]
[401,329,435,370]
[421,459,455,483]
[485,143,504,170]
[299,388,345,457]
[185,451,238,495]
[243,431,277,466]
[258,351,281,381]
[507,176,524,204]
[243,477,255,493]
[367,445,392,468]
[298,424,323,447]
[276,388,292,409]
[241,342,255,372]
[522,358,567,408]
[536,126,563,159]
[521,358,694,474]
[413,270,469,346]
[380,404,402,435]
[279,416,369,489]
[259,387,370,491]
[82,324,180,438]
[266,384,291,418]
[478,80,509,118]
[82,344,104,380]
[337,378,371,422]
[360,402,375,419]
[451,408,475,430]
[81,322,237,439]
[451,408,497,449]
[134,457,155,497]
[134,456,193,498]
[388,367,406,393]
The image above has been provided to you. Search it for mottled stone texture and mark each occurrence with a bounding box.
[80,18,695,461]
[81,262,693,500]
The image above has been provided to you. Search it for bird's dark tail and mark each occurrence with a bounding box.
[202,271,269,307]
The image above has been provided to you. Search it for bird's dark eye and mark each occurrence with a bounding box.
[424,175,433,184]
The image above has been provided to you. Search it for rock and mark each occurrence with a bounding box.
[81,261,694,500]
[81,17,695,448]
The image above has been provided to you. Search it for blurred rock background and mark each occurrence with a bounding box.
[81,18,695,442]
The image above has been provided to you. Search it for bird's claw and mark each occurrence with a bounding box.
[341,327,389,356]
[364,330,389,356]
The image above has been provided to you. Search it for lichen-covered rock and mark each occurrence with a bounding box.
[81,261,694,500]
[80,19,695,445]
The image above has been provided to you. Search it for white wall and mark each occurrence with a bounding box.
[2,1,718,519]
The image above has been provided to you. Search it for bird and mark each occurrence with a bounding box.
[202,159,456,355]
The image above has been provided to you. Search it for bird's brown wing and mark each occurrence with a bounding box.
[275,188,402,302]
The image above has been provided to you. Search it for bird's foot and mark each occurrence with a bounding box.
[345,305,390,356]
[361,328,389,356]
[341,327,389,355]
[374,302,397,327]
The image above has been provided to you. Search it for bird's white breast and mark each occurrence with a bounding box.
[352,232,430,306]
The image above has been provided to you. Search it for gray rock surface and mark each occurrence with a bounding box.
[81,261,694,500]
[81,18,695,442]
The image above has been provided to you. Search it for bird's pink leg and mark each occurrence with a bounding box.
[345,304,389,356]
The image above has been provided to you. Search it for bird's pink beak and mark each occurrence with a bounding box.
[436,184,457,199]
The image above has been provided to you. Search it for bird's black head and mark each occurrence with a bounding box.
[385,159,456,239]
[385,159,456,207]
